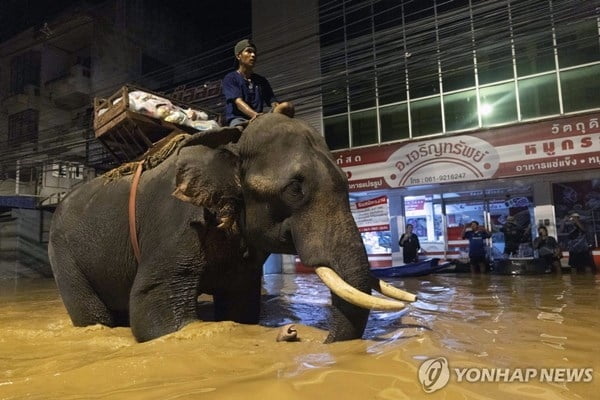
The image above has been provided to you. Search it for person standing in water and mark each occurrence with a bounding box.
[399,223,421,263]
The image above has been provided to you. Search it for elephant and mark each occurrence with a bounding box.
[48,112,416,343]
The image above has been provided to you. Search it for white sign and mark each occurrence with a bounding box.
[350,195,390,232]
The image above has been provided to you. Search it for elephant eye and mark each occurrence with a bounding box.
[283,179,304,202]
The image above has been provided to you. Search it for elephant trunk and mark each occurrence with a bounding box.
[292,208,409,342]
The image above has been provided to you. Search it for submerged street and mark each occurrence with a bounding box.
[0,271,598,399]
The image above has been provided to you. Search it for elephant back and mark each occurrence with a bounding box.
[102,132,191,182]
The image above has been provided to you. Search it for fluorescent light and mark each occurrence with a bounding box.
[480,103,493,116]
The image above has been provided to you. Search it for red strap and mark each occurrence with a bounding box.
[129,162,144,263]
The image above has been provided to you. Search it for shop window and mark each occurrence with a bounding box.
[324,115,349,150]
[9,50,41,95]
[404,194,445,243]
[410,96,442,137]
[351,109,378,146]
[380,103,409,142]
[443,89,478,132]
[8,109,39,147]
[473,1,513,85]
[560,64,600,113]
[479,82,517,126]
[518,73,560,120]
[555,12,600,68]
[512,1,555,76]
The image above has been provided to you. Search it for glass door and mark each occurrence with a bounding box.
[404,187,534,261]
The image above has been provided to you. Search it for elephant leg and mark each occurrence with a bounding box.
[53,262,117,327]
[213,271,262,324]
[129,269,200,342]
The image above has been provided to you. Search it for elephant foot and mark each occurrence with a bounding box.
[276,324,299,342]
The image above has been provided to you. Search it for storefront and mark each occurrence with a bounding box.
[336,111,600,268]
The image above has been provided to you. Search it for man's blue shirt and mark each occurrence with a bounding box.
[463,230,490,257]
[222,71,277,124]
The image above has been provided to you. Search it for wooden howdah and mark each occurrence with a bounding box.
[93,85,218,163]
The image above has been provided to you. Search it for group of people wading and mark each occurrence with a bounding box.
[398,212,596,273]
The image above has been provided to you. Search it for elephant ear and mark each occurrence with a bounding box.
[173,143,242,234]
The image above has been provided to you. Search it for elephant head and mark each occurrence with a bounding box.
[173,113,416,342]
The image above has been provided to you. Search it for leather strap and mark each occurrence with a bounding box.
[129,162,144,263]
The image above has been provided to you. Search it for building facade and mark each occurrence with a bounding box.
[255,0,600,267]
[0,0,249,277]
[315,0,600,266]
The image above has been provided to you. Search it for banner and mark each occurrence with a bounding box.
[350,195,390,232]
[334,112,600,192]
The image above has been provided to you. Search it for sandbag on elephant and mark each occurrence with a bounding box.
[48,113,416,343]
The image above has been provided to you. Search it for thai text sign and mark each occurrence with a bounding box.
[350,195,390,232]
[335,112,600,192]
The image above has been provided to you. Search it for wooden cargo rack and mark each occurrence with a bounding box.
[93,85,220,163]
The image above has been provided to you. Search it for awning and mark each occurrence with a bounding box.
[0,195,39,209]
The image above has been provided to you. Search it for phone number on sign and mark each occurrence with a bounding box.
[408,172,466,185]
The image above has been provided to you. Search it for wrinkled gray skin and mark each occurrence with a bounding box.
[49,113,371,343]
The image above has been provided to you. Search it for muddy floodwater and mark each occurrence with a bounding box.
[1,272,599,399]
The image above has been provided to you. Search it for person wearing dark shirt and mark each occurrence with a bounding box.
[560,212,596,272]
[222,39,282,127]
[399,223,420,263]
[533,226,561,273]
[462,221,491,273]
[500,216,525,256]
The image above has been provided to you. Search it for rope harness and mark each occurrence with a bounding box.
[128,161,144,263]
[102,133,190,264]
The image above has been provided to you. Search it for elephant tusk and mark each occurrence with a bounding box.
[315,267,406,311]
[371,277,417,302]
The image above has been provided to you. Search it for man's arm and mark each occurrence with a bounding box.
[399,234,406,246]
[573,219,586,232]
[234,98,260,119]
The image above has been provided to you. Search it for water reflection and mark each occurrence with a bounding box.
[0,272,598,399]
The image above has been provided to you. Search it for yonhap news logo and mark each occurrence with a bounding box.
[418,357,593,393]
[418,357,451,393]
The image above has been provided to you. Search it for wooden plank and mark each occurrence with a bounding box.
[95,111,128,138]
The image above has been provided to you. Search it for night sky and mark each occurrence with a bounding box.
[0,0,251,43]
[0,0,101,42]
